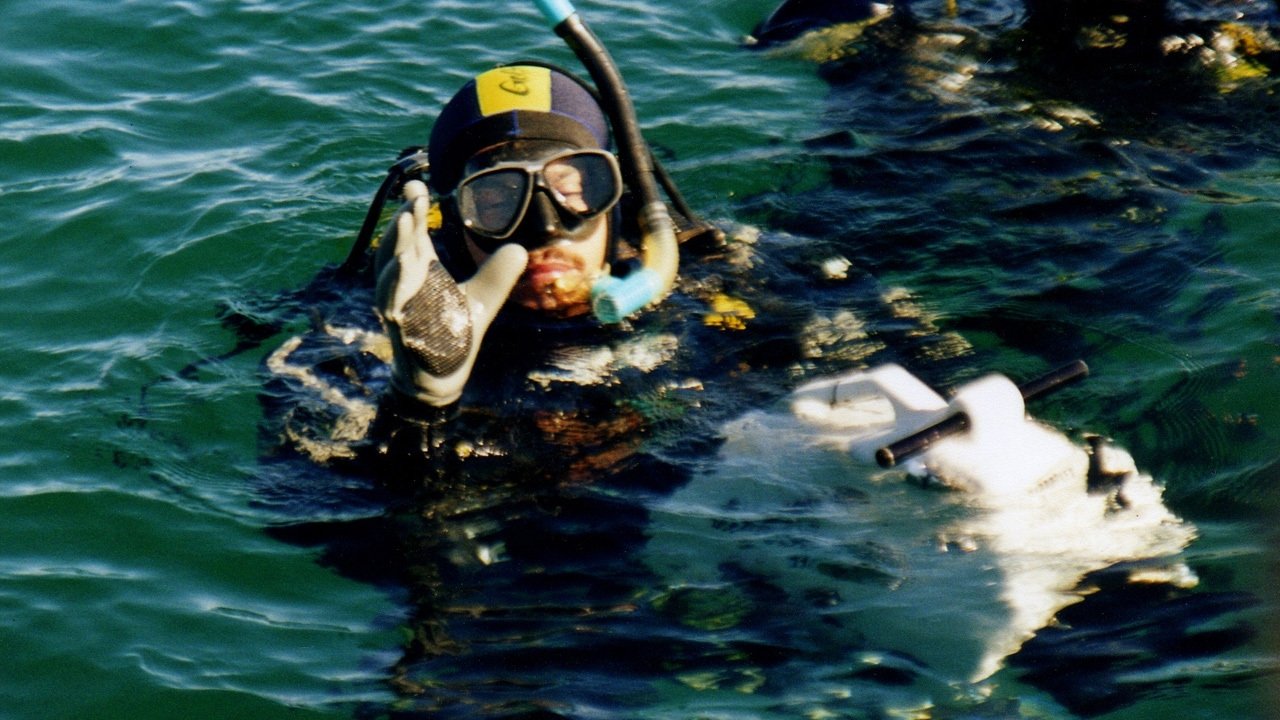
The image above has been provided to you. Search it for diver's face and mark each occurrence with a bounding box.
[465,211,609,319]
[458,143,616,318]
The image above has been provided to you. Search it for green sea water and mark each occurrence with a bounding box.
[2,1,1279,718]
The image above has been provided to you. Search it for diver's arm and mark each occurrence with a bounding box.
[375,180,527,407]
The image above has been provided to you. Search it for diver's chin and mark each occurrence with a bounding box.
[511,248,598,319]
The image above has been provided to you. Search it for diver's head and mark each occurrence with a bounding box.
[429,64,620,318]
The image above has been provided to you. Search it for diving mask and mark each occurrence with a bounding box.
[454,148,622,252]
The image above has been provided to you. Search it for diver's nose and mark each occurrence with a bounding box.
[513,189,591,249]
[529,192,560,237]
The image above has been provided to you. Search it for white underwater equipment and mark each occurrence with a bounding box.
[791,360,1093,494]
[645,361,1197,687]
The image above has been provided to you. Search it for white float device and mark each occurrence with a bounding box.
[789,361,1091,497]
[644,361,1197,689]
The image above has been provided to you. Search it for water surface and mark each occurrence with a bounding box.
[2,1,1278,718]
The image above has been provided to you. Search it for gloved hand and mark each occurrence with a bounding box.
[374,180,528,407]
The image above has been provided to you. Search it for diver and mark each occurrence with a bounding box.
[363,62,689,410]
[261,48,978,481]
[256,42,750,711]
[257,47,732,485]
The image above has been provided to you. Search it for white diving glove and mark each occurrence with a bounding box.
[374,180,528,407]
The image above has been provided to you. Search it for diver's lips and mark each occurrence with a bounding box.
[525,258,580,285]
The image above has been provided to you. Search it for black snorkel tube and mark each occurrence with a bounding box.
[338,148,429,277]
[534,0,679,324]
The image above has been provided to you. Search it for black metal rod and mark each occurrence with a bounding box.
[874,360,1089,468]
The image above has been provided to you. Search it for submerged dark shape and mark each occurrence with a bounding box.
[1026,0,1168,26]
[749,0,901,46]
[1023,0,1173,47]
[1011,563,1261,716]
[752,0,1280,74]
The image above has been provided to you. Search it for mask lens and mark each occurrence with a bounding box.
[453,150,621,250]
[543,152,621,218]
[457,168,531,238]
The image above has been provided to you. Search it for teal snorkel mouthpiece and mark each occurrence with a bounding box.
[590,199,679,323]
[591,269,661,325]
[534,0,681,324]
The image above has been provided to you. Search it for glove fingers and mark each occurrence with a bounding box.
[396,206,420,256]
[463,244,529,330]
[402,180,431,248]
[411,195,430,244]
[398,192,435,261]
[378,207,430,315]
[403,178,428,203]
[374,180,437,281]
[379,182,444,313]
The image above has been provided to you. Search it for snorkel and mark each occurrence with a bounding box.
[533,0,680,324]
